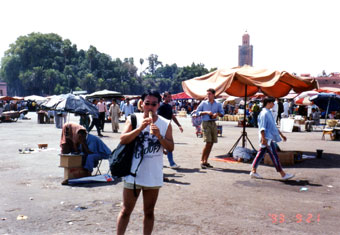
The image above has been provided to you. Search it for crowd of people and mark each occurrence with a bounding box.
[5,89,337,234]
[56,89,300,235]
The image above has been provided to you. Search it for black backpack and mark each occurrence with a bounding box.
[109,114,142,178]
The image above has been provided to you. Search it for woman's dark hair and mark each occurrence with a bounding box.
[263,97,275,107]
[141,90,162,103]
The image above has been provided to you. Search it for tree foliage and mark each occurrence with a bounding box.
[0,32,211,96]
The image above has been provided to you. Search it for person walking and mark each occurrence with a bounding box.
[116,90,174,235]
[157,91,183,169]
[271,99,278,124]
[88,100,103,137]
[97,98,107,132]
[282,99,289,118]
[277,99,284,124]
[196,88,224,169]
[250,97,295,180]
[109,99,121,133]
[122,99,134,121]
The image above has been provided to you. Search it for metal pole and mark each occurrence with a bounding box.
[242,85,247,147]
[325,96,331,125]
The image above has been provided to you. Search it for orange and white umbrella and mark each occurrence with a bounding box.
[294,96,313,106]
[317,87,340,95]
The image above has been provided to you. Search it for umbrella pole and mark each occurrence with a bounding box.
[227,85,256,157]
[324,96,331,126]
[242,86,247,147]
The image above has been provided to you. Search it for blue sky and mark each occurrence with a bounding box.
[0,0,339,76]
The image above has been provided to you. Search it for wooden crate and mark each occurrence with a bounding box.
[64,167,88,180]
[60,154,83,168]
[264,151,295,166]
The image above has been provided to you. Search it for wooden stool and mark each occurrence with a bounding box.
[322,129,334,140]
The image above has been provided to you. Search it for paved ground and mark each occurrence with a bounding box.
[0,112,339,235]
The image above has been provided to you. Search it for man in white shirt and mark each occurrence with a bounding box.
[282,99,289,118]
[96,98,107,131]
[271,99,278,124]
[122,99,134,120]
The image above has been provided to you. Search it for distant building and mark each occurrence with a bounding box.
[238,32,253,66]
[300,73,340,89]
[315,73,340,88]
[0,81,7,96]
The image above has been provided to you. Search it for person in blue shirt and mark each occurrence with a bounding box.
[250,97,294,180]
[196,88,224,169]
[78,130,111,174]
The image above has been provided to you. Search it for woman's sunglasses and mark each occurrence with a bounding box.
[144,102,158,107]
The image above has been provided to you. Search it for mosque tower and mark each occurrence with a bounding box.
[238,31,253,66]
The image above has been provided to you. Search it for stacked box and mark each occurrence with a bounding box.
[60,154,87,180]
[64,167,88,179]
[60,154,82,168]
[264,151,295,166]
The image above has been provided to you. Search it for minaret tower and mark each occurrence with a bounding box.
[238,31,253,66]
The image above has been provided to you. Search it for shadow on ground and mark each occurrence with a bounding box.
[265,178,322,187]
[64,177,122,188]
[285,151,340,169]
[214,151,340,169]
[164,173,190,185]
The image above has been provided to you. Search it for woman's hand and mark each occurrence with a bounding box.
[150,123,161,138]
[139,117,152,131]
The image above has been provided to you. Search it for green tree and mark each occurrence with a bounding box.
[146,54,162,74]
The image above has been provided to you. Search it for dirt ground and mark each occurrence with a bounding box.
[1,112,340,235]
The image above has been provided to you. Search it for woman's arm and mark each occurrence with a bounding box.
[151,123,174,152]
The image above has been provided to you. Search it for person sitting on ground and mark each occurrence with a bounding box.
[305,108,320,132]
[60,122,111,175]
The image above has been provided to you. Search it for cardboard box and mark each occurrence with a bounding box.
[64,167,88,180]
[60,154,83,168]
[264,151,295,166]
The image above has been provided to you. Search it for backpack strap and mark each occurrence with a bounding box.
[131,113,137,130]
[132,143,144,197]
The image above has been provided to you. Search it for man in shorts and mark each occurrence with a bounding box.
[196,88,224,169]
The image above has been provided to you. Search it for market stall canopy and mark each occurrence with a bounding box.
[12,96,24,100]
[225,95,243,104]
[0,96,22,101]
[281,91,298,99]
[250,92,265,99]
[216,92,229,98]
[24,95,47,104]
[171,92,192,100]
[124,95,141,100]
[182,66,318,99]
[86,89,122,99]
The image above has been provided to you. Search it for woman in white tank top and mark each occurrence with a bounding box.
[117,90,174,235]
